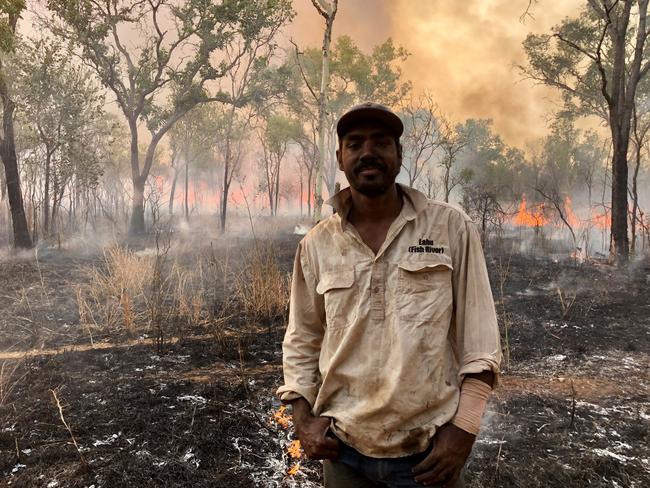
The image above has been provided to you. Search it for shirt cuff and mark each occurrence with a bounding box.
[276,384,319,408]
[458,352,502,387]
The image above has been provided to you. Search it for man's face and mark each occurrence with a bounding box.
[336,122,402,197]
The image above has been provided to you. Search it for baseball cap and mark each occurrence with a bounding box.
[336,102,404,139]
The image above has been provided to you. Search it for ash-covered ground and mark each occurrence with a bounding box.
[0,231,648,488]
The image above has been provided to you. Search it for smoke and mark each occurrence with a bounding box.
[288,0,584,149]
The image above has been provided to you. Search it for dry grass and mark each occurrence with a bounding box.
[72,236,290,359]
[74,241,214,346]
[233,243,290,323]
[0,357,27,407]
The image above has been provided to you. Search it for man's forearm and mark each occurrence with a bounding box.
[452,370,494,435]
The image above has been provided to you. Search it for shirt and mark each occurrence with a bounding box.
[277,184,502,458]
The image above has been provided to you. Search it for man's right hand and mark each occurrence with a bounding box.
[289,397,340,460]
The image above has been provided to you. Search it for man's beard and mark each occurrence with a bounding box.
[350,160,397,197]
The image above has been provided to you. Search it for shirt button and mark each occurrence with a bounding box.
[373,287,380,293]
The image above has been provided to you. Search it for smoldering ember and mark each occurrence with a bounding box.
[0,1,649,487]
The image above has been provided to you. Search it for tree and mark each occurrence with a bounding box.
[400,92,440,188]
[168,103,216,221]
[438,117,471,203]
[532,115,582,250]
[628,78,650,254]
[258,114,300,216]
[522,0,650,264]
[310,0,338,222]
[47,0,294,234]
[0,0,31,248]
[460,119,520,246]
[13,36,105,236]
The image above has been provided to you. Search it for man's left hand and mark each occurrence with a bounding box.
[412,423,475,487]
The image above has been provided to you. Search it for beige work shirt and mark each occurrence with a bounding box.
[277,184,501,458]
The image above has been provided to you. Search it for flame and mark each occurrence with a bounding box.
[287,440,302,459]
[272,405,292,429]
[512,194,549,227]
[288,462,301,476]
[589,210,611,231]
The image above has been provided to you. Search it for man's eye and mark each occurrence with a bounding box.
[347,143,360,149]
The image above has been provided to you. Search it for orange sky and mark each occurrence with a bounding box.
[285,0,586,148]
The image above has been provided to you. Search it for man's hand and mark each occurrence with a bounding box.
[412,423,475,487]
[290,398,340,460]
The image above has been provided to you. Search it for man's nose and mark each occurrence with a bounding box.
[359,140,379,159]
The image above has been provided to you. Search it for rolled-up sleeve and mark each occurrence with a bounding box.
[451,219,502,384]
[276,241,325,407]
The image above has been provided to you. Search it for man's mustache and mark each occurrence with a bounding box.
[354,159,386,174]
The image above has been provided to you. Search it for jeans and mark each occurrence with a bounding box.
[323,442,466,488]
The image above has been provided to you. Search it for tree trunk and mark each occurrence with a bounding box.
[130,178,146,234]
[127,116,146,234]
[220,178,229,233]
[0,64,32,249]
[609,135,629,263]
[630,141,641,254]
[184,160,189,221]
[43,150,52,235]
[313,0,338,222]
[168,147,178,215]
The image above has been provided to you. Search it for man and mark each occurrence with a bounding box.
[278,103,501,487]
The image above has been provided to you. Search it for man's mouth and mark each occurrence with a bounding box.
[356,164,385,175]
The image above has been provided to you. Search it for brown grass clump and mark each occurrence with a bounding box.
[75,246,154,336]
[74,242,212,347]
[233,244,290,323]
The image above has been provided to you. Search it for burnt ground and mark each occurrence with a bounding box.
[0,234,648,488]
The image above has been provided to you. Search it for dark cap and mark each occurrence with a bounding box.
[336,102,404,139]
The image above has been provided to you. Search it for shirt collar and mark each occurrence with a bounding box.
[325,183,429,230]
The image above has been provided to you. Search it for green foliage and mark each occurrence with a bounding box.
[169,103,220,172]
[13,36,108,189]
[265,114,301,155]
[46,0,294,134]
[0,0,24,52]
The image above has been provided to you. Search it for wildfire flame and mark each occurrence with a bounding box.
[512,194,612,232]
[287,440,302,459]
[271,407,304,477]
[512,194,549,227]
[272,405,292,429]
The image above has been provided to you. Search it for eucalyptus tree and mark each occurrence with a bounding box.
[438,117,472,204]
[400,92,441,188]
[13,36,105,235]
[168,103,216,220]
[258,113,301,216]
[0,0,31,248]
[309,0,338,221]
[46,0,294,234]
[459,119,520,245]
[522,0,650,263]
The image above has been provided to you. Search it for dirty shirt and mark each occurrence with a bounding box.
[277,184,502,458]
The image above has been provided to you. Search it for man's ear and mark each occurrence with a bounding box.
[336,149,343,170]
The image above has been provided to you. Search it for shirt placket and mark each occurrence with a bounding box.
[370,261,385,321]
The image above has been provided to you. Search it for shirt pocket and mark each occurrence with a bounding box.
[316,268,358,330]
[397,256,453,324]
